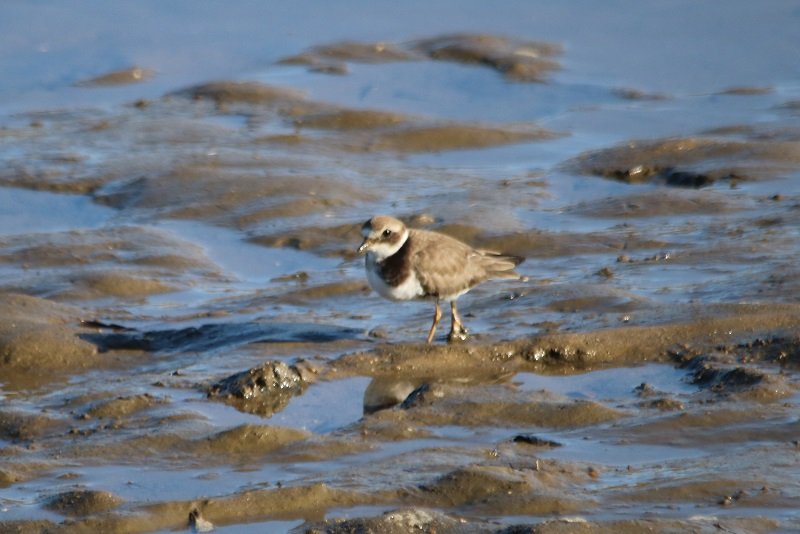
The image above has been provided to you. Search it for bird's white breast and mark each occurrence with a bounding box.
[365,255,424,301]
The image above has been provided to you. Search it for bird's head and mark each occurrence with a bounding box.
[358,216,408,260]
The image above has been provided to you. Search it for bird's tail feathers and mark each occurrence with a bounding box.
[479,250,528,281]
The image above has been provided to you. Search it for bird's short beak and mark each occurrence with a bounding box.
[357,238,370,254]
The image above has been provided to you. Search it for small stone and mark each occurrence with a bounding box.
[368,327,388,339]
[596,267,614,278]
[208,361,306,417]
[189,508,215,533]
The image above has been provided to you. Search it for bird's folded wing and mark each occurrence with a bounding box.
[411,231,485,297]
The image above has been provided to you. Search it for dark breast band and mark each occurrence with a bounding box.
[379,236,413,288]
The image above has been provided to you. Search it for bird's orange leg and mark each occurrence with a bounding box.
[426,301,442,344]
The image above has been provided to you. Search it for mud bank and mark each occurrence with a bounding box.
[280,33,562,83]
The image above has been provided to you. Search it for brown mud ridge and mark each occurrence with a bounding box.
[73,66,155,87]
[566,137,800,188]
[280,33,562,82]
[2,296,800,532]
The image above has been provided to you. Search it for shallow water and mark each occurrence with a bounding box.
[2,1,800,533]
[0,187,114,236]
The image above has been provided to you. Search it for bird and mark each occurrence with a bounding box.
[357,215,526,343]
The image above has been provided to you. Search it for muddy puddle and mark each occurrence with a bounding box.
[2,1,800,533]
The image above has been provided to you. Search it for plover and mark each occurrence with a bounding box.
[358,215,526,343]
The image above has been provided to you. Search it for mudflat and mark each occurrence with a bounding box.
[1,2,799,532]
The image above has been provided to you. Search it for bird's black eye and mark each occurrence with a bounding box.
[382,229,392,238]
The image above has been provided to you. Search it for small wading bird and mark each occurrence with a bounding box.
[358,215,526,343]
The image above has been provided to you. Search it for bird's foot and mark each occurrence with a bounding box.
[447,326,469,343]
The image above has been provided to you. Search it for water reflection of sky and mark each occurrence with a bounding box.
[2,1,799,115]
[0,186,114,236]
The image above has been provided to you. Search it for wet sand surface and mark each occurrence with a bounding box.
[2,1,800,532]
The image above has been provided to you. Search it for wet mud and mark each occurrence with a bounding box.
[280,33,562,83]
[566,137,800,187]
[74,67,155,87]
[2,20,800,534]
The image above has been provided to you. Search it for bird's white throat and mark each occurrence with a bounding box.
[363,228,409,261]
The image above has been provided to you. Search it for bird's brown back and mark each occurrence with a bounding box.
[408,228,523,298]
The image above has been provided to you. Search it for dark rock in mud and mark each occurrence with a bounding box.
[301,508,491,534]
[411,33,561,82]
[512,434,562,447]
[45,489,124,517]
[208,361,308,417]
[74,66,155,87]
[565,137,800,187]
